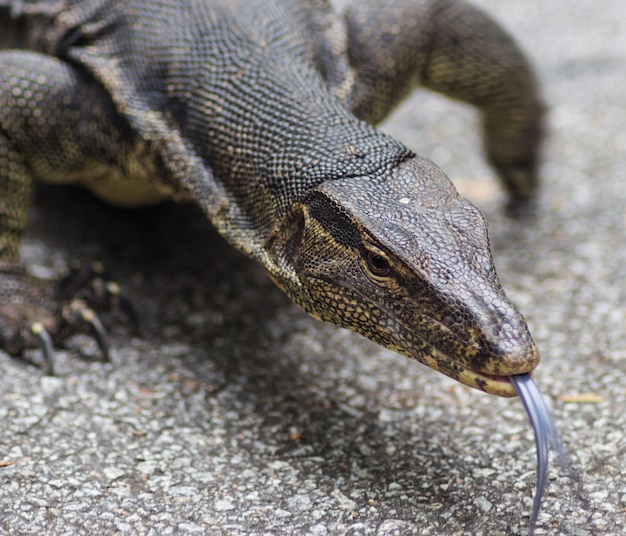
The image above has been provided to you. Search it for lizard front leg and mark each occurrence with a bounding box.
[0,50,130,373]
[343,0,544,206]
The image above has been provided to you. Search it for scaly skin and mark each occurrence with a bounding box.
[0,0,543,394]
[265,156,538,397]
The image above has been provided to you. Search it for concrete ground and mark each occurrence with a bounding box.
[1,0,625,534]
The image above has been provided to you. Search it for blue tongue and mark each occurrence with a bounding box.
[510,373,564,535]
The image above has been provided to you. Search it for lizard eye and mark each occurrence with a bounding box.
[366,250,391,278]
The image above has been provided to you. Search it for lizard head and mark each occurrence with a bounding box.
[265,156,539,397]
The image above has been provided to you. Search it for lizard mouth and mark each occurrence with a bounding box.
[419,346,519,397]
[381,308,530,398]
[457,368,516,397]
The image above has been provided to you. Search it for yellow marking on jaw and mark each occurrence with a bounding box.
[420,347,517,397]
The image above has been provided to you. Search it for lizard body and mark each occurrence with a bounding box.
[0,0,543,396]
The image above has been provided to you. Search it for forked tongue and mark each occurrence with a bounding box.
[510,374,574,535]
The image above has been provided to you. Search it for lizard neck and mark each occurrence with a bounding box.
[185,51,411,268]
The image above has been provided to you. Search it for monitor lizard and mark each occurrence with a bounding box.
[0,0,544,396]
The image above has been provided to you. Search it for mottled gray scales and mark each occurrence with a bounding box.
[1,0,543,392]
[344,0,543,200]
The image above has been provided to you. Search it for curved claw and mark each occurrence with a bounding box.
[31,322,55,375]
[57,262,138,336]
[80,308,110,362]
[105,282,139,330]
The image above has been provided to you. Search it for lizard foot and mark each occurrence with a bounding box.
[57,261,137,326]
[0,261,133,374]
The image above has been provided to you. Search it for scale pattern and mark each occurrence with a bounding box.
[0,0,543,395]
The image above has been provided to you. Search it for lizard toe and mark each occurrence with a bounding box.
[30,322,55,375]
[58,261,138,329]
[62,301,110,363]
[0,262,120,373]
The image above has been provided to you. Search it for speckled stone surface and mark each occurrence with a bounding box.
[1,0,625,534]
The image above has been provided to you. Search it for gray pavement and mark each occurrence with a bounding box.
[1,0,625,534]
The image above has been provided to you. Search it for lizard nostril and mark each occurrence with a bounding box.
[464,321,539,375]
